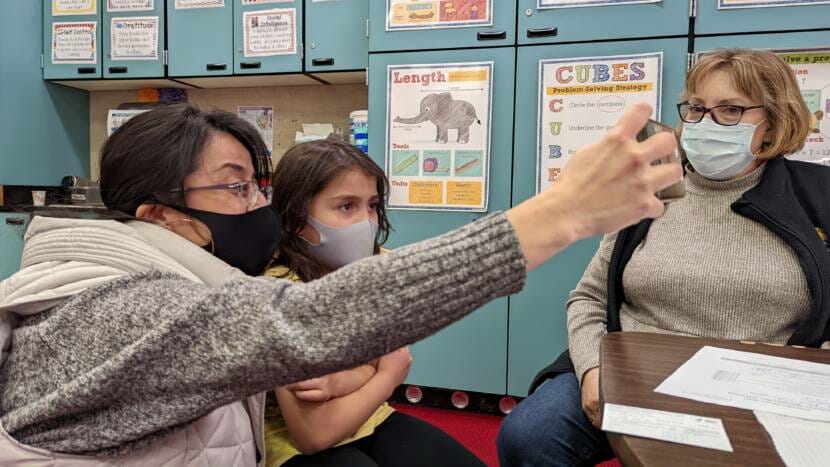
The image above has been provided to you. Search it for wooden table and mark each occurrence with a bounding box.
[599,332,830,466]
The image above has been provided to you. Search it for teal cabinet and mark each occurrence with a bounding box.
[43,0,102,79]
[508,38,688,396]
[369,1,516,52]
[103,0,165,78]
[518,0,690,45]
[167,0,233,77]
[368,47,516,394]
[305,0,368,72]
[0,214,29,282]
[234,0,303,74]
[696,1,830,34]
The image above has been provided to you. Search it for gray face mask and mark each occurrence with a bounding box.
[303,216,379,270]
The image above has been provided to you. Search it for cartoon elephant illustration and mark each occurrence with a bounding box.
[394,92,481,144]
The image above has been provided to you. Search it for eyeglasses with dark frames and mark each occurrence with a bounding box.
[677,102,764,126]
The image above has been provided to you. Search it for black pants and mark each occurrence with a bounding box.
[283,412,485,467]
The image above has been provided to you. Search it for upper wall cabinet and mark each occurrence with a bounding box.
[167,0,233,77]
[43,0,103,79]
[369,0,516,52]
[103,0,165,78]
[234,0,303,75]
[518,0,691,45]
[305,0,368,72]
[696,1,830,34]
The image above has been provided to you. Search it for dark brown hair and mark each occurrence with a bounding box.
[271,138,391,281]
[99,104,272,215]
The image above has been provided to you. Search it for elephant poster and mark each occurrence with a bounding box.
[386,61,493,211]
[537,52,663,193]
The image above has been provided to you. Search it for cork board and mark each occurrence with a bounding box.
[89,84,368,179]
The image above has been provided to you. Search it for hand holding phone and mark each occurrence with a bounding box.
[636,119,685,202]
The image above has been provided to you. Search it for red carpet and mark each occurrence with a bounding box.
[393,404,621,467]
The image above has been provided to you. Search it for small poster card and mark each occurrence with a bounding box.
[52,22,97,65]
[110,16,159,61]
[108,0,154,12]
[174,0,224,10]
[53,0,96,16]
[243,9,297,57]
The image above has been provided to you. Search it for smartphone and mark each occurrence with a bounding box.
[637,119,685,202]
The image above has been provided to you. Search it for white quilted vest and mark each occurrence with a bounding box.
[0,394,266,467]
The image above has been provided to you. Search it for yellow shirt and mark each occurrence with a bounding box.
[262,264,395,467]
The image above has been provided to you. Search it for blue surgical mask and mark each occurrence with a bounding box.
[681,118,765,181]
[303,216,379,270]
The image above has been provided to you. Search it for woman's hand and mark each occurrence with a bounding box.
[581,367,602,429]
[506,102,682,271]
[376,347,413,387]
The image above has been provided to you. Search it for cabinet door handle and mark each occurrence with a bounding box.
[527,26,558,38]
[77,67,96,74]
[206,63,228,71]
[312,58,335,67]
[5,218,24,226]
[108,66,128,74]
[240,61,261,69]
[477,31,506,41]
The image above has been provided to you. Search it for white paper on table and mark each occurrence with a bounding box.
[655,346,830,422]
[755,411,830,467]
[602,403,733,452]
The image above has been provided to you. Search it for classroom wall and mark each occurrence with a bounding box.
[88,84,368,179]
[0,1,89,185]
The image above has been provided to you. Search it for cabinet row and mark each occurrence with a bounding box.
[44,1,830,81]
[43,0,368,80]
[366,30,830,396]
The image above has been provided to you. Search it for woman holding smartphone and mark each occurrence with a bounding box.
[498,48,830,467]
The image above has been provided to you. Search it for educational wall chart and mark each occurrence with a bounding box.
[538,0,659,9]
[52,22,97,65]
[107,109,148,136]
[536,53,662,193]
[387,0,492,31]
[108,0,154,12]
[53,0,96,16]
[174,0,224,9]
[238,106,274,155]
[243,9,297,57]
[777,49,830,165]
[386,62,493,211]
[110,17,159,60]
[719,0,830,9]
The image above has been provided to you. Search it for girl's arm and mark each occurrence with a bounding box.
[278,349,411,455]
[285,362,378,402]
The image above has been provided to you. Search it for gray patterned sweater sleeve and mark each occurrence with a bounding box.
[0,212,525,455]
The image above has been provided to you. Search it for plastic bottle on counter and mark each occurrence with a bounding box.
[349,110,369,154]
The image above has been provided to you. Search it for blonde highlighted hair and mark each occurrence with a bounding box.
[683,48,812,159]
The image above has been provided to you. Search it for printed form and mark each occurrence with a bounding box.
[655,346,830,422]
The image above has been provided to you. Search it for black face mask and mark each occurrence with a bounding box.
[176,205,281,276]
